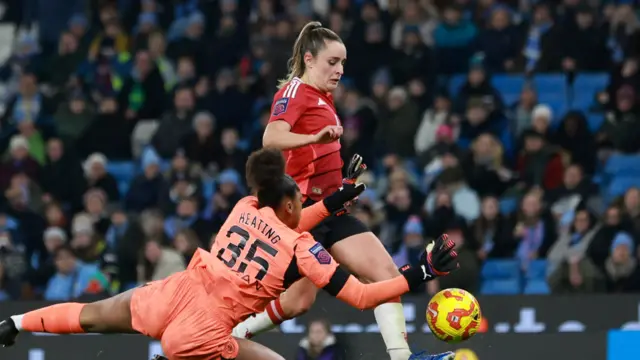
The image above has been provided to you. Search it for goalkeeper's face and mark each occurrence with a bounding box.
[281,190,303,230]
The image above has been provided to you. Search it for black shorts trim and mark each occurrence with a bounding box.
[303,199,370,248]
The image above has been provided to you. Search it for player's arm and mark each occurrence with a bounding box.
[296,154,368,232]
[295,234,459,311]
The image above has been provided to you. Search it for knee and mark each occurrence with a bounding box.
[359,262,400,283]
[281,289,317,318]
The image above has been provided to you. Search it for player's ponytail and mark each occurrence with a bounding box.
[277,21,342,89]
[246,148,299,208]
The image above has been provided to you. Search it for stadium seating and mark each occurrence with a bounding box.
[481,259,520,280]
[480,279,521,295]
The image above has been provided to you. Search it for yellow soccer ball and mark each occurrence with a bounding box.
[426,288,482,343]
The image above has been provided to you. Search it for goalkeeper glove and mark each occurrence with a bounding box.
[399,234,459,291]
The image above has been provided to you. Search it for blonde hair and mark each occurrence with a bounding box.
[277,21,342,89]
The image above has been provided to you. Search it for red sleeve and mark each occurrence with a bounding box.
[543,155,564,190]
[295,234,410,310]
[269,83,307,127]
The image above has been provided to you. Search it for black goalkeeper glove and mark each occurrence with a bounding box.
[399,234,459,291]
[323,154,367,215]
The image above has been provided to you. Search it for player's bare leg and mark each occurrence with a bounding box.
[330,232,454,360]
[0,290,136,346]
[234,338,286,360]
[232,278,318,338]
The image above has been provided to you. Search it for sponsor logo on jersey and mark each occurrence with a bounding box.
[272,98,289,116]
[309,243,332,265]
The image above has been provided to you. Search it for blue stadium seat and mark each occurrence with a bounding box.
[586,114,604,132]
[525,260,548,280]
[481,279,521,295]
[107,161,137,182]
[481,259,520,280]
[491,74,526,105]
[532,74,567,95]
[604,154,640,177]
[448,74,466,96]
[499,197,518,214]
[574,73,609,95]
[118,180,130,197]
[523,279,551,294]
[607,176,640,198]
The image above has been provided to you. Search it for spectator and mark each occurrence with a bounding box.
[181,111,218,170]
[560,5,609,72]
[140,209,170,246]
[140,240,185,282]
[125,149,166,212]
[548,208,605,294]
[433,5,477,74]
[132,12,159,52]
[338,89,378,166]
[510,85,538,137]
[462,133,513,197]
[296,318,344,360]
[0,260,19,301]
[454,61,504,115]
[214,128,247,177]
[431,219,480,294]
[152,86,196,158]
[476,6,522,73]
[118,50,166,122]
[599,85,640,153]
[82,153,120,202]
[88,19,130,62]
[40,138,87,211]
[545,165,597,219]
[165,197,213,245]
[622,187,640,235]
[522,104,554,145]
[6,172,45,215]
[524,3,562,72]
[515,130,564,191]
[70,213,105,263]
[554,111,597,174]
[0,35,42,94]
[605,232,640,292]
[203,170,243,233]
[167,12,208,74]
[44,245,106,301]
[45,32,85,92]
[376,87,421,158]
[424,190,467,241]
[471,196,513,260]
[390,0,437,49]
[43,202,69,231]
[415,93,453,158]
[27,227,67,290]
[0,136,41,190]
[53,91,96,149]
[148,32,177,91]
[390,27,433,86]
[106,208,144,291]
[15,114,46,165]
[426,167,480,223]
[418,124,465,172]
[0,231,27,300]
[83,189,112,236]
[161,166,201,215]
[510,191,557,269]
[78,96,132,160]
[174,228,199,264]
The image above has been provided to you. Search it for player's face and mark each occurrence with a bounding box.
[309,40,346,92]
[284,190,303,229]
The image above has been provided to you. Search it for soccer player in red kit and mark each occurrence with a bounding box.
[231,22,456,360]
[0,149,459,360]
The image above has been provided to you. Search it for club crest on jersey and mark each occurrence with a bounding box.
[309,243,332,265]
[272,98,289,116]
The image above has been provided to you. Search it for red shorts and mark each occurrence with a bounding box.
[130,269,239,360]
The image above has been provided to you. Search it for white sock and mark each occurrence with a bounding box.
[232,311,276,338]
[374,303,412,360]
[10,315,24,331]
[232,297,289,339]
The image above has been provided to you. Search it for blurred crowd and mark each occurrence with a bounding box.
[0,0,639,305]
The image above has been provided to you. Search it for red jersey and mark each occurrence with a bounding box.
[269,77,343,201]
